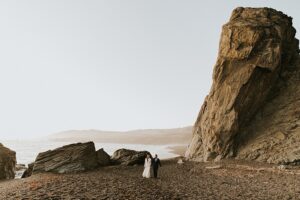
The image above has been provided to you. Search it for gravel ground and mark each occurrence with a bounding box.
[1,159,300,199]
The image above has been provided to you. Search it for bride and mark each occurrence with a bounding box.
[142,154,152,178]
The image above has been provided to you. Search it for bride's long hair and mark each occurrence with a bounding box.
[146,153,152,161]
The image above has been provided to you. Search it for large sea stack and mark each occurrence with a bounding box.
[186,7,300,164]
[0,143,16,179]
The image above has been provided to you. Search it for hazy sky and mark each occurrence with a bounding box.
[0,1,299,139]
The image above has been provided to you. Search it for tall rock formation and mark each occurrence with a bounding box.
[186,7,300,164]
[0,143,16,179]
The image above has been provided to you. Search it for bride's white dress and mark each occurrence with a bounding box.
[142,158,152,178]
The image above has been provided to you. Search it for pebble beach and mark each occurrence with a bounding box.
[1,159,300,200]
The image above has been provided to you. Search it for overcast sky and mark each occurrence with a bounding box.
[0,0,299,139]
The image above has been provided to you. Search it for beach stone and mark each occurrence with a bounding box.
[186,7,300,164]
[277,165,288,170]
[96,148,111,166]
[33,142,98,174]
[205,165,222,169]
[111,149,150,166]
[177,159,184,164]
[21,163,34,178]
[0,143,16,179]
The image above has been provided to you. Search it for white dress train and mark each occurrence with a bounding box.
[142,158,152,178]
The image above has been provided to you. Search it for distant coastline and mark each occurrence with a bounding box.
[48,126,192,146]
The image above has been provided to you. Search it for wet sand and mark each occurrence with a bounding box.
[1,159,300,199]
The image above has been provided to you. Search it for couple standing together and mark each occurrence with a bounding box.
[142,154,161,178]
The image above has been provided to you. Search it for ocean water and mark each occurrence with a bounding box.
[1,140,180,165]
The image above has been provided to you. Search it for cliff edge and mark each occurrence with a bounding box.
[186,7,300,164]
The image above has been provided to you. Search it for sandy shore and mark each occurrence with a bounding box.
[168,145,187,156]
[1,159,300,199]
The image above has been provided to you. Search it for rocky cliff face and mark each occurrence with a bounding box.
[186,7,300,164]
[0,143,16,179]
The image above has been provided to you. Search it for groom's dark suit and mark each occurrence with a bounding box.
[152,157,161,178]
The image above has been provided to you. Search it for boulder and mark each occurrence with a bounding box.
[21,163,34,178]
[0,143,16,179]
[33,142,98,174]
[186,7,300,164]
[96,148,111,166]
[111,149,150,166]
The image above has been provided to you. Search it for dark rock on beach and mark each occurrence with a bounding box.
[33,142,99,174]
[96,148,111,166]
[111,149,150,166]
[0,143,16,180]
[21,163,34,178]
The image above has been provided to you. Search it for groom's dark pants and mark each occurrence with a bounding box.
[153,166,158,178]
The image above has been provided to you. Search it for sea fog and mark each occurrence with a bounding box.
[2,140,180,165]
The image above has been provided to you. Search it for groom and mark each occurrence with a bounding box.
[152,154,161,178]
